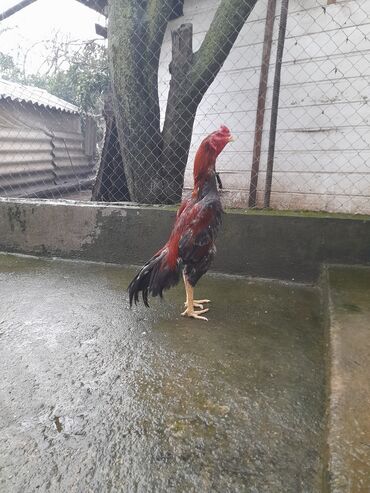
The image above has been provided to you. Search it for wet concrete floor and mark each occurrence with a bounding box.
[0,254,325,492]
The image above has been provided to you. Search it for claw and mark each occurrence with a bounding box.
[184,299,211,310]
[181,307,209,321]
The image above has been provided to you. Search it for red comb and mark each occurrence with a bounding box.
[218,125,231,134]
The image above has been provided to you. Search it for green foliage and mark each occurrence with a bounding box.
[50,42,109,115]
[0,52,22,81]
[0,42,109,116]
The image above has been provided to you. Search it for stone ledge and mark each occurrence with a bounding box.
[322,265,370,492]
[0,199,369,282]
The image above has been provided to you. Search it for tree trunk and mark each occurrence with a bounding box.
[108,0,171,203]
[104,0,259,204]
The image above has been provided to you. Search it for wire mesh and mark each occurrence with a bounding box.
[0,0,368,213]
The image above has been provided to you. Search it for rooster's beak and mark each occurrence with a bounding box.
[228,135,236,142]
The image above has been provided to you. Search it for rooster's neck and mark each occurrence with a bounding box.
[192,144,217,196]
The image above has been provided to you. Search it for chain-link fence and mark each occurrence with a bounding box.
[0,0,369,213]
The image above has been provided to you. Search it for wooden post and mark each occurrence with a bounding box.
[264,0,290,208]
[248,0,277,208]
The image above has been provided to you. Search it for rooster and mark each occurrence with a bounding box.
[128,126,234,321]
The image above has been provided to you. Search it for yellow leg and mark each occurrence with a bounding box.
[184,299,211,309]
[182,273,210,309]
[181,275,209,321]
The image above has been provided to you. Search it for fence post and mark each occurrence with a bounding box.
[249,0,277,208]
[264,0,290,208]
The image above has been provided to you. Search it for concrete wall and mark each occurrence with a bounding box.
[159,0,370,214]
[0,198,369,282]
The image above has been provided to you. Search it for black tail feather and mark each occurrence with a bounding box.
[128,249,180,307]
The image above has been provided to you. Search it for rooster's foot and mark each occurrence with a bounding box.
[181,307,209,321]
[184,299,211,310]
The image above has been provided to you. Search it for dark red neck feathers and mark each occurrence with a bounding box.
[192,142,217,194]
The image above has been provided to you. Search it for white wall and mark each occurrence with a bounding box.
[158,0,370,214]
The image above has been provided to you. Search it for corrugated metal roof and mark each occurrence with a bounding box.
[0,78,79,114]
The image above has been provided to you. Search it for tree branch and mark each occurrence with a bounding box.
[189,0,259,98]
[75,0,108,16]
[163,23,194,138]
[0,0,38,21]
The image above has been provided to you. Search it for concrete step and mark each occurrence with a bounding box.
[323,265,370,492]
